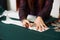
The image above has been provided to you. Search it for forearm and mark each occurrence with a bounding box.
[19,0,28,20]
[37,0,54,20]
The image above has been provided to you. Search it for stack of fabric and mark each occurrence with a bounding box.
[0,10,57,32]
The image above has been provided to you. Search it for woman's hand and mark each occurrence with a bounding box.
[22,19,31,28]
[34,16,48,32]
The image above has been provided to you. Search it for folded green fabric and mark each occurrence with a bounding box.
[0,16,6,21]
[0,6,4,15]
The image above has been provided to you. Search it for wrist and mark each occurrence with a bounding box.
[37,16,42,19]
[21,19,27,22]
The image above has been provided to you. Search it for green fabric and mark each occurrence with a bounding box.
[0,6,4,15]
[10,17,20,21]
[0,21,60,40]
[0,16,6,21]
[45,17,57,24]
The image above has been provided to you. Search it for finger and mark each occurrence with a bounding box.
[23,22,26,27]
[39,18,46,27]
[26,22,32,27]
[30,23,34,27]
[29,23,32,27]
[39,26,42,32]
[40,23,45,31]
[41,22,48,27]
[34,22,42,31]
[23,22,29,28]
[36,24,42,32]
[23,23,28,28]
[43,23,47,28]
[42,23,49,30]
[40,20,47,28]
[25,23,29,28]
[34,23,39,30]
[36,26,39,30]
[25,21,30,28]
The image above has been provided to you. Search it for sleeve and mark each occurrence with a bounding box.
[19,0,28,20]
[37,0,54,20]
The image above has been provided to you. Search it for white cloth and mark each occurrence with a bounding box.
[1,10,49,32]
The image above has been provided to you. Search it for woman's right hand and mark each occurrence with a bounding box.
[22,19,31,28]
